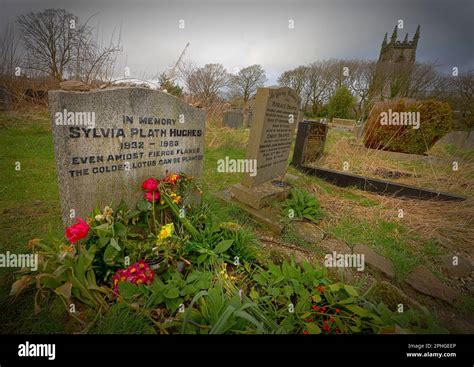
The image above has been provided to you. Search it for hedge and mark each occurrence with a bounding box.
[363,99,453,155]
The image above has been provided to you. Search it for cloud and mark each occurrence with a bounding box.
[2,0,473,84]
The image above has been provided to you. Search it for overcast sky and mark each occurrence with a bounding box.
[1,0,473,84]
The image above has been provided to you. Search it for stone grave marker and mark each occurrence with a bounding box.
[331,117,356,132]
[292,119,328,167]
[49,87,205,225]
[223,110,243,129]
[230,86,300,209]
[0,86,12,111]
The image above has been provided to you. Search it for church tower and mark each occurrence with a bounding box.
[369,25,420,101]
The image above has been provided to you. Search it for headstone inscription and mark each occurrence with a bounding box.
[230,86,300,209]
[292,120,328,167]
[49,87,205,225]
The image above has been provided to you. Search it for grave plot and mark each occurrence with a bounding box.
[308,99,474,199]
[1,94,474,336]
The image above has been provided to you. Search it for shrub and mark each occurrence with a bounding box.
[328,86,355,119]
[364,99,453,154]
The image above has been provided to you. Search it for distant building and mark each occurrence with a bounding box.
[369,25,420,101]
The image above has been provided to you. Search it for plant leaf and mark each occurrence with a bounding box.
[214,239,233,254]
[10,275,33,297]
[55,281,72,300]
[110,238,121,251]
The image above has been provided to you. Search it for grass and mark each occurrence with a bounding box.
[341,190,379,207]
[0,106,471,334]
[91,304,155,334]
[327,216,423,281]
[318,129,474,196]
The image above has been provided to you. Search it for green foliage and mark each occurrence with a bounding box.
[281,188,324,222]
[186,219,259,266]
[180,282,266,334]
[118,269,213,313]
[10,240,111,312]
[328,86,355,119]
[376,304,448,334]
[250,260,399,334]
[364,99,453,154]
[158,73,183,98]
[87,200,144,281]
[92,303,155,334]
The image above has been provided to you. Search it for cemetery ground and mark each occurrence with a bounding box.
[1,106,473,334]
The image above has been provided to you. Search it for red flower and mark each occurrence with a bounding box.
[163,174,180,185]
[303,330,308,335]
[323,320,330,332]
[336,308,340,314]
[307,318,313,322]
[144,190,160,202]
[141,178,159,191]
[65,218,90,244]
[112,260,155,295]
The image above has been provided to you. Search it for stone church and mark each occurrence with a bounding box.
[369,25,420,101]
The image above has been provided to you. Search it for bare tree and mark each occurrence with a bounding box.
[278,65,308,98]
[404,62,447,99]
[448,70,474,129]
[16,9,78,80]
[16,9,121,83]
[75,20,122,85]
[185,63,229,107]
[0,23,20,77]
[345,60,377,117]
[304,61,333,116]
[229,64,267,127]
[0,22,22,103]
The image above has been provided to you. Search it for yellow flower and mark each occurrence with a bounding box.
[170,192,182,204]
[159,223,174,240]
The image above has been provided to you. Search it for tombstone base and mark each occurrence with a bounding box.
[230,181,291,210]
[215,189,284,234]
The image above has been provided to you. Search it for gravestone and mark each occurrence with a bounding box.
[331,117,356,132]
[292,120,328,167]
[353,121,366,140]
[49,87,205,225]
[436,130,474,150]
[0,86,12,111]
[223,110,243,129]
[230,86,300,209]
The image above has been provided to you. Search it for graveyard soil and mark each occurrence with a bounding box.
[0,106,473,334]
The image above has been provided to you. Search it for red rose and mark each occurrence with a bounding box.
[141,178,159,191]
[65,218,90,244]
[163,174,180,185]
[144,190,160,202]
